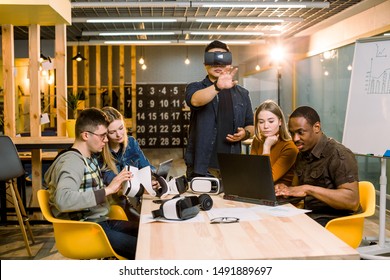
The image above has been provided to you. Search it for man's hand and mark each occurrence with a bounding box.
[216,66,238,90]
[105,168,133,196]
[275,183,307,197]
[226,127,246,142]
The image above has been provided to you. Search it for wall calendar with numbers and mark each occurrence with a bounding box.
[125,84,190,148]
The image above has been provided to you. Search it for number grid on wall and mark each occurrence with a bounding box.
[126,84,188,148]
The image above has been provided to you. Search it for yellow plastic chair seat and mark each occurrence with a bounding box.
[325,181,376,248]
[37,189,127,260]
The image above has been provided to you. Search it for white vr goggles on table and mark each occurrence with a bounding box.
[151,194,213,220]
[122,165,188,198]
[189,177,222,194]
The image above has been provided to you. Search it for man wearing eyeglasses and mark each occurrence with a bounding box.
[44,108,137,259]
[185,40,254,180]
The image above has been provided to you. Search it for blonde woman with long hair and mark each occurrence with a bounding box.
[99,106,157,220]
[250,100,298,185]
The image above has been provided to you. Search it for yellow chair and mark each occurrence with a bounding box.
[37,189,127,260]
[325,181,376,248]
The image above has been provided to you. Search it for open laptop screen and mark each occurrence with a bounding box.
[155,158,173,179]
[217,153,278,205]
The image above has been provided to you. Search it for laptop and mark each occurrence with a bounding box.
[217,153,292,206]
[155,158,173,179]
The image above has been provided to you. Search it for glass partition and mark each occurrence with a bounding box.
[296,44,390,202]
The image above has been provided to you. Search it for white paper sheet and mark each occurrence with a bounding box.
[141,213,205,224]
[251,205,312,217]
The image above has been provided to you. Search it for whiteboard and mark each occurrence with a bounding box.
[342,36,390,156]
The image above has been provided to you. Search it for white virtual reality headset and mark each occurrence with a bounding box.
[190,177,222,194]
[122,165,188,199]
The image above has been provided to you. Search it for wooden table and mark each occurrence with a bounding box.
[11,136,74,207]
[136,194,360,260]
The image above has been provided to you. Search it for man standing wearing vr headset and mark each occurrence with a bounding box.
[185,40,254,180]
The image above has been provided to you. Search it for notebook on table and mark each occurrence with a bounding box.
[217,153,295,206]
[155,158,173,179]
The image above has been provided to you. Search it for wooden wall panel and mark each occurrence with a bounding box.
[28,24,41,137]
[84,46,90,108]
[95,45,101,108]
[1,24,16,136]
[55,24,67,136]
[119,45,125,112]
[107,45,113,106]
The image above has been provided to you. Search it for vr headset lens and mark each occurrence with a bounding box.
[161,197,200,220]
[204,52,232,66]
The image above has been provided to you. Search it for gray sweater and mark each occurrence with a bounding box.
[44,150,109,220]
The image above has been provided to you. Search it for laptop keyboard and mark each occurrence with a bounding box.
[223,194,278,206]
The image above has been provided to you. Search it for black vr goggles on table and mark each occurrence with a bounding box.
[204,51,232,66]
[151,194,213,220]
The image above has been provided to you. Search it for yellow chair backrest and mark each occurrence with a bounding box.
[325,181,376,248]
[37,189,127,260]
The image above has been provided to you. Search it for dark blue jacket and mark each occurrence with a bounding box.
[184,76,253,175]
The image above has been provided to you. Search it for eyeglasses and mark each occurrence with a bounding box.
[210,217,240,224]
[86,131,108,141]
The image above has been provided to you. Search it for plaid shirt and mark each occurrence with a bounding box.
[81,156,104,192]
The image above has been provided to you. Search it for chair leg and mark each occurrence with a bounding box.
[11,179,35,243]
[8,180,33,256]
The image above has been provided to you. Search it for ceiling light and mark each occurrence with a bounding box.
[85,18,177,23]
[72,36,87,61]
[184,40,252,45]
[40,53,51,63]
[98,31,176,36]
[139,47,145,65]
[202,3,305,8]
[184,47,190,65]
[75,16,303,24]
[88,39,265,45]
[83,29,280,37]
[195,18,281,23]
[72,1,330,9]
[104,41,172,45]
[72,52,87,62]
[190,31,265,36]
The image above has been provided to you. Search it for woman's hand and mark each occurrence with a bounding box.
[263,134,279,154]
[151,179,160,190]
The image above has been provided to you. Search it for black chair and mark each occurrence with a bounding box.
[0,136,35,256]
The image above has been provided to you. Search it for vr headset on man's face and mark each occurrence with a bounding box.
[204,51,232,66]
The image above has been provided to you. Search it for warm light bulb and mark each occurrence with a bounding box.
[47,74,54,85]
[76,56,82,62]
[255,65,261,71]
[185,57,190,65]
[270,46,284,63]
[139,57,144,65]
[141,64,147,70]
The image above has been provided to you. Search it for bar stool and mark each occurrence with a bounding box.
[0,136,35,256]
